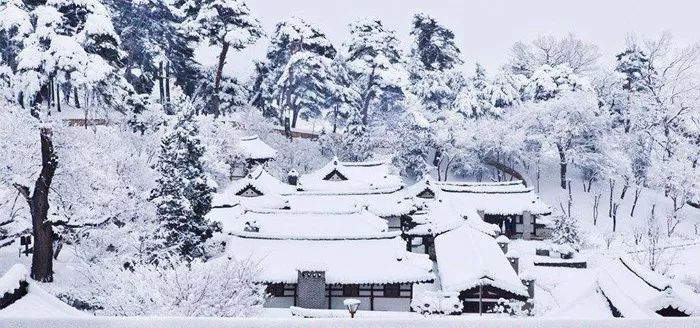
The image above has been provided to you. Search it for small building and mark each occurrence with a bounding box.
[211,167,292,210]
[221,204,433,312]
[556,257,700,318]
[238,135,277,167]
[436,180,551,240]
[227,233,433,311]
[434,225,532,313]
[295,157,404,194]
[286,157,413,228]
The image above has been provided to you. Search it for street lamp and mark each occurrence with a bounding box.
[344,299,360,318]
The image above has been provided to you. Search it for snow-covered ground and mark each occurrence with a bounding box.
[0,316,698,328]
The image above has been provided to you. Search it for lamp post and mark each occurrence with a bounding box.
[344,299,360,318]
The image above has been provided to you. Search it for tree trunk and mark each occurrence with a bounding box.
[74,87,80,109]
[360,66,376,126]
[291,108,299,128]
[332,104,338,133]
[483,159,528,187]
[556,144,567,189]
[212,42,230,118]
[630,188,641,217]
[158,61,164,104]
[13,128,57,282]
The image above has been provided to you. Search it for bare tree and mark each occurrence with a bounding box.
[509,33,601,76]
[593,193,601,225]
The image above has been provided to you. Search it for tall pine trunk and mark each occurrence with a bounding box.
[213,41,230,118]
[13,128,58,282]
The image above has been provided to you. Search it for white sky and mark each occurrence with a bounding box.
[215,0,700,79]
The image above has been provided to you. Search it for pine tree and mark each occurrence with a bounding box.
[174,113,215,221]
[551,214,582,251]
[409,13,462,71]
[326,54,361,133]
[149,111,218,262]
[345,19,406,126]
[273,51,335,128]
[615,45,657,93]
[13,0,122,110]
[340,108,372,161]
[182,0,262,116]
[407,13,463,115]
[106,0,201,96]
[251,17,336,124]
[524,64,587,102]
[469,63,491,118]
[392,114,433,178]
[0,0,31,71]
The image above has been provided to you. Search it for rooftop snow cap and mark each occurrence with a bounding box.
[239,135,277,160]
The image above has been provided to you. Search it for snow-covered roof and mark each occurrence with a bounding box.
[0,264,85,318]
[402,176,441,200]
[556,257,700,318]
[436,180,551,216]
[238,135,277,160]
[227,235,434,285]
[296,157,404,194]
[598,257,700,317]
[405,198,464,236]
[285,192,415,217]
[212,167,292,208]
[220,208,389,238]
[434,224,528,297]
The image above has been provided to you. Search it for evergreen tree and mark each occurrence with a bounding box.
[273,51,335,128]
[340,108,372,161]
[183,0,262,116]
[149,110,218,261]
[392,113,433,178]
[551,214,582,251]
[106,0,201,96]
[326,54,361,133]
[345,19,406,126]
[409,13,462,71]
[524,64,587,102]
[251,17,336,124]
[469,63,491,118]
[14,0,122,110]
[0,0,31,71]
[407,13,463,115]
[455,64,521,119]
[615,45,657,93]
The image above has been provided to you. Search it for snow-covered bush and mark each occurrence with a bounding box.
[550,214,583,251]
[488,298,534,317]
[70,257,266,317]
[410,291,463,315]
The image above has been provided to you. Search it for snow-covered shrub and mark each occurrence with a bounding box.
[410,291,463,315]
[550,214,583,251]
[681,276,700,294]
[488,298,534,317]
[71,258,266,317]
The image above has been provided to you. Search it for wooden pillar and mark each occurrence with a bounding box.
[370,284,374,311]
[479,284,483,316]
[327,285,331,309]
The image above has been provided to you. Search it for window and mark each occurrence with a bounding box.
[266,283,284,297]
[383,283,400,297]
[342,284,359,297]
